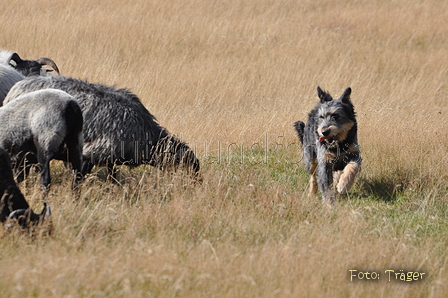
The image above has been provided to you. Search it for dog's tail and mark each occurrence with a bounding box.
[294,121,305,145]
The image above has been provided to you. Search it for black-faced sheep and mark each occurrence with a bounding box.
[0,88,83,188]
[0,51,59,104]
[0,147,50,227]
[4,76,200,179]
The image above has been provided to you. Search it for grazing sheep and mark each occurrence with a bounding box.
[0,88,83,188]
[0,147,50,227]
[4,76,200,178]
[0,50,59,104]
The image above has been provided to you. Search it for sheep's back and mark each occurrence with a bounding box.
[0,89,77,151]
[0,66,24,104]
[5,76,168,164]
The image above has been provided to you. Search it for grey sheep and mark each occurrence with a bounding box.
[4,75,200,179]
[0,88,83,188]
[0,50,59,104]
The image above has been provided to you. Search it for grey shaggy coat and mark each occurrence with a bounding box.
[5,76,200,176]
[0,88,83,188]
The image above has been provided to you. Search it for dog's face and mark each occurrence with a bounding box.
[315,87,355,146]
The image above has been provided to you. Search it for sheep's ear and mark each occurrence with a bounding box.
[317,86,332,103]
[8,52,22,68]
[339,87,352,104]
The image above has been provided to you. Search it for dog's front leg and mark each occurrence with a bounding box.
[337,150,362,194]
[333,170,342,191]
[317,160,335,205]
[337,161,361,194]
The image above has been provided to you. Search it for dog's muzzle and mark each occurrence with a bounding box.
[319,136,338,147]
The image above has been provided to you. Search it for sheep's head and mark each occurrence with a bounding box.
[1,186,52,234]
[151,135,201,175]
[175,145,200,174]
[4,202,52,235]
[8,52,60,76]
[7,202,51,228]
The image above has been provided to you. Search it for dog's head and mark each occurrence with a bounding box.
[315,86,356,146]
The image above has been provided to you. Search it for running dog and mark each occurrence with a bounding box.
[294,86,361,204]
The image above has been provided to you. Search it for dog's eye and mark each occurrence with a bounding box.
[319,115,324,119]
[331,115,339,120]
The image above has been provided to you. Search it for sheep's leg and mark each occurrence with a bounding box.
[65,142,84,188]
[13,152,28,184]
[107,162,118,183]
[39,160,51,189]
[36,149,51,189]
[69,153,83,190]
[15,164,26,184]
[81,160,94,176]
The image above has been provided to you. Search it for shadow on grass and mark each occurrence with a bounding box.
[355,169,412,203]
[358,177,398,202]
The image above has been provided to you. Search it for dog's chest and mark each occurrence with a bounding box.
[321,142,359,170]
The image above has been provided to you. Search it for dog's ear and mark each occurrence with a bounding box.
[317,86,333,103]
[339,87,352,103]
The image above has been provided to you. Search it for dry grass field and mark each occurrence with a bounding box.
[1,0,447,297]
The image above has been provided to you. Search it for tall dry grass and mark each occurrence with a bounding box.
[0,0,447,297]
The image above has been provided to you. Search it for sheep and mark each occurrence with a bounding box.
[0,147,51,229]
[0,50,59,104]
[0,88,83,189]
[4,75,200,179]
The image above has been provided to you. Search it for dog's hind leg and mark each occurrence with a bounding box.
[337,162,360,194]
[309,159,318,195]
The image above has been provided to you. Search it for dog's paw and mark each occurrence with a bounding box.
[322,196,336,208]
[337,183,349,194]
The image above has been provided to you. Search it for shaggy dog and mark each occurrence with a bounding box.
[294,86,362,204]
